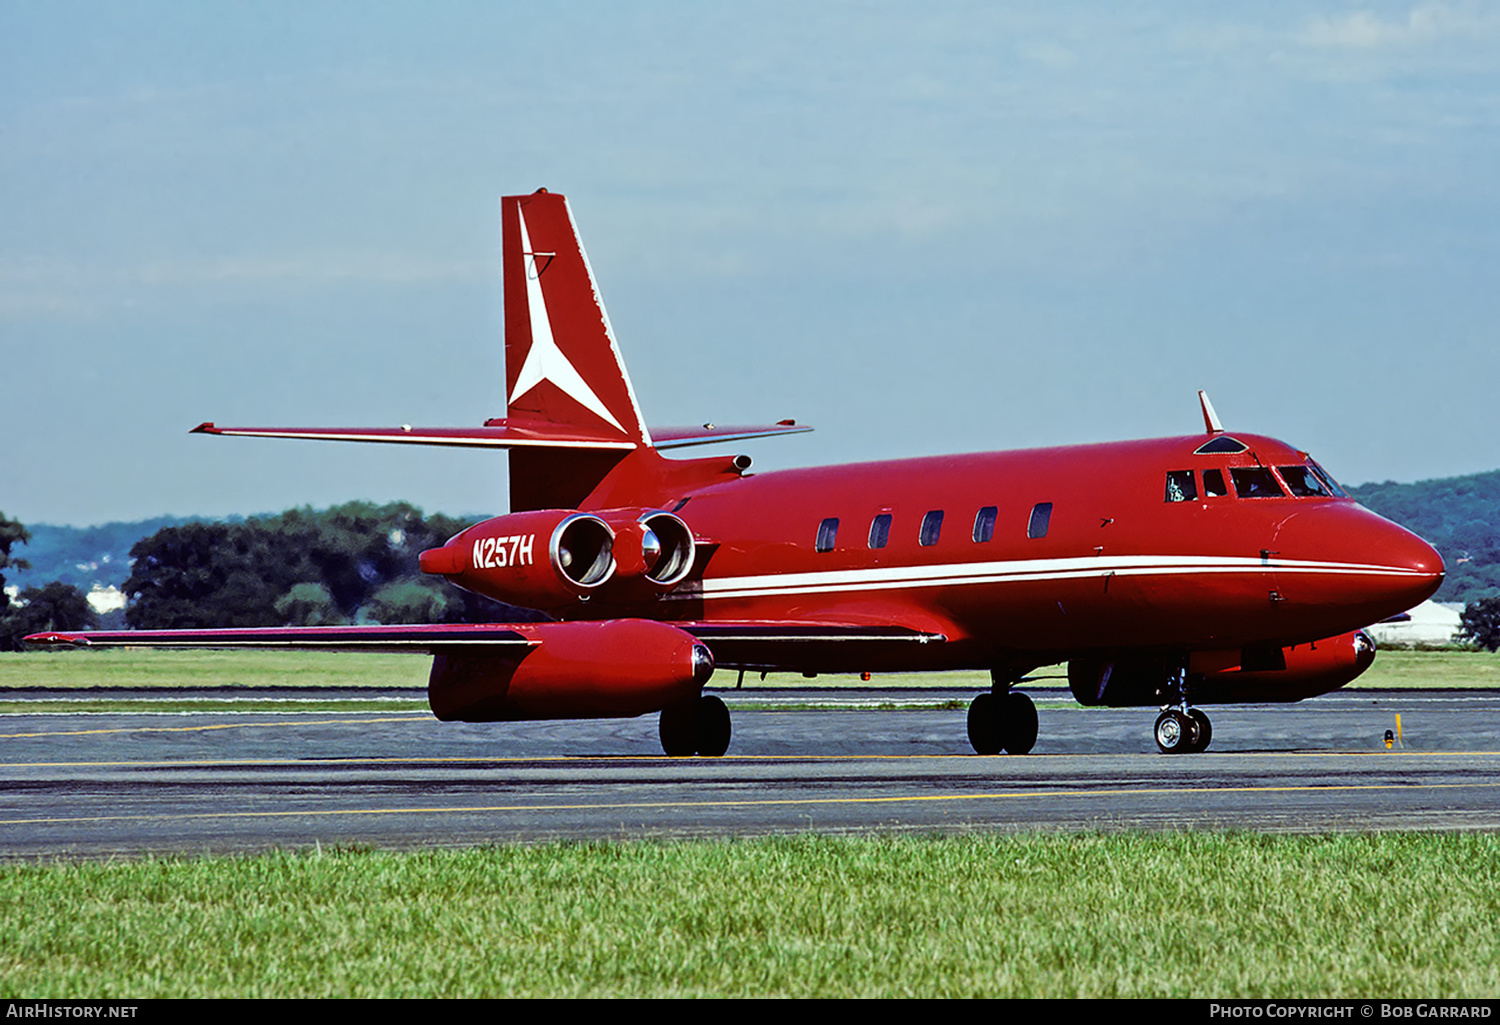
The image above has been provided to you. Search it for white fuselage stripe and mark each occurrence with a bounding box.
[693,555,1426,601]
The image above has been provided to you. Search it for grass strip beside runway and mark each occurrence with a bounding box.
[2,832,1497,998]
[3,647,1498,690]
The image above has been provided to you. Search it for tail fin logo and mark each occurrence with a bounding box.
[508,209,628,434]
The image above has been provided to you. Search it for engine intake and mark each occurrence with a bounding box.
[551,513,615,589]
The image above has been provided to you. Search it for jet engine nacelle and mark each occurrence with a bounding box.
[1068,629,1377,707]
[420,508,616,609]
[419,507,696,610]
[427,618,714,722]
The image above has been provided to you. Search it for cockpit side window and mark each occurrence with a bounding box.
[1230,468,1285,498]
[1308,459,1349,498]
[1165,470,1197,503]
[1278,466,1333,498]
[1203,469,1228,497]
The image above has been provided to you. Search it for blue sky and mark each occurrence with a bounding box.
[4,2,1498,525]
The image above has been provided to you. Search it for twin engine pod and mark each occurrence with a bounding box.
[419,507,697,610]
[1067,629,1378,707]
[427,619,715,722]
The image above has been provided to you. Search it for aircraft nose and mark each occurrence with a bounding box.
[1361,510,1445,595]
[1275,504,1444,622]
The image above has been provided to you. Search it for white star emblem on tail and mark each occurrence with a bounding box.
[508,208,628,434]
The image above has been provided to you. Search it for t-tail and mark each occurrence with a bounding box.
[189,188,810,511]
[501,190,649,449]
[499,189,649,510]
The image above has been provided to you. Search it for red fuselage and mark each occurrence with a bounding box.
[570,431,1442,675]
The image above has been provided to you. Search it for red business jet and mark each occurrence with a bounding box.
[29,190,1444,756]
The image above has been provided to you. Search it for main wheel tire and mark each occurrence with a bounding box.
[696,694,732,757]
[1186,708,1212,753]
[1003,691,1038,755]
[659,695,732,756]
[967,692,1003,754]
[1154,709,1191,754]
[659,700,697,756]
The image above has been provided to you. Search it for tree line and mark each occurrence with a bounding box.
[0,504,539,649]
[119,502,538,629]
[2,513,100,649]
[1349,469,1500,605]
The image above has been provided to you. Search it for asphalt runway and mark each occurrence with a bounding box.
[2,688,1497,857]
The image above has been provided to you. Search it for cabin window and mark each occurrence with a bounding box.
[1203,469,1228,498]
[1027,502,1053,539]
[815,517,839,552]
[919,510,944,546]
[1278,465,1333,498]
[1165,471,1197,503]
[973,506,997,543]
[1230,468,1285,499]
[868,513,892,549]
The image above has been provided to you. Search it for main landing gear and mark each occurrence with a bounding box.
[967,673,1038,755]
[659,694,732,757]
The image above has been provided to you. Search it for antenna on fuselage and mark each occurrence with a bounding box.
[1198,390,1224,434]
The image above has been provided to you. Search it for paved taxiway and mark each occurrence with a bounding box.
[2,688,1497,856]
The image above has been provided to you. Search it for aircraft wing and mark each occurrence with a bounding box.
[677,621,947,671]
[25,619,948,674]
[23,624,537,654]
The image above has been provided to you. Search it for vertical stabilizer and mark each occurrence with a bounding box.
[502,191,650,447]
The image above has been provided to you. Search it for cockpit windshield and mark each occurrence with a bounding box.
[1307,459,1349,498]
[1230,467,1284,498]
[1278,465,1334,498]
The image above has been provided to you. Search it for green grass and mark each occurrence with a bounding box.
[0,648,429,690]
[1,833,1496,998]
[1349,648,1500,689]
[0,698,429,714]
[4,647,1497,692]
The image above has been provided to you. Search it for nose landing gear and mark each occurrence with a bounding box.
[1154,705,1212,753]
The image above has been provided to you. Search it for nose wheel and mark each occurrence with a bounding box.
[1154,706,1211,753]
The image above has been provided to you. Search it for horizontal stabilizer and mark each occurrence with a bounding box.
[649,422,813,449]
[192,420,638,451]
[193,419,811,452]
